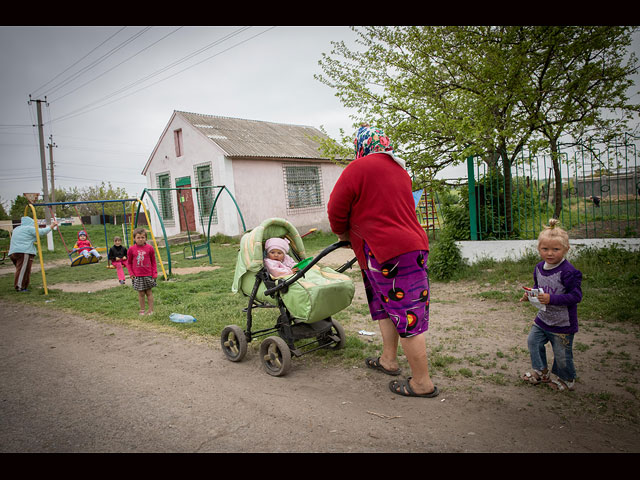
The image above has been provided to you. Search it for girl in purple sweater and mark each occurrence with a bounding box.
[520,219,582,391]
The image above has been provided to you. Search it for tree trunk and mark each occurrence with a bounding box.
[550,140,563,219]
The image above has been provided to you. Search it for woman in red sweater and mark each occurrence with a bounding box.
[328,124,438,398]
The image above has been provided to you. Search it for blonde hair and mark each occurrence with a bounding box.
[113,236,122,242]
[537,218,569,250]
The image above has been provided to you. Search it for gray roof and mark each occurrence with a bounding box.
[177,111,330,160]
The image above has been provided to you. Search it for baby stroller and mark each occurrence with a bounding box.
[224,218,357,376]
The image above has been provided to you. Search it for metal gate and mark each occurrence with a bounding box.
[466,135,640,240]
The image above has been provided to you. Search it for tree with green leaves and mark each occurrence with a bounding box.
[316,26,639,232]
[0,200,9,220]
[10,195,44,220]
[519,26,639,218]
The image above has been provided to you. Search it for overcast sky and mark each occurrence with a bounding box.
[1,26,639,213]
[0,26,362,211]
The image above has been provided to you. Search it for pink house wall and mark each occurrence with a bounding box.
[231,158,344,234]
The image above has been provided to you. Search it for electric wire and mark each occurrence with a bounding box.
[30,27,127,98]
[48,26,253,124]
[49,26,272,125]
[50,27,184,104]
[39,27,152,99]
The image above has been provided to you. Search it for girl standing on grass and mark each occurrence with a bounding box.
[519,219,582,391]
[126,227,157,316]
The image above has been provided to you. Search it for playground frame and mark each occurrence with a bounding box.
[29,198,167,295]
[137,185,246,275]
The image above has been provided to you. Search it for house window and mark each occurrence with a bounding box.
[194,163,217,224]
[283,164,323,213]
[174,129,183,157]
[156,173,174,221]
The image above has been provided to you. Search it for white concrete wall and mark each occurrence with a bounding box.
[145,115,235,238]
[145,115,346,238]
[457,238,640,264]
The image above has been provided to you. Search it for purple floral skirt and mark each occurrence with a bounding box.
[362,242,430,338]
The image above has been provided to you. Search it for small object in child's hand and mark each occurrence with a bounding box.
[523,287,546,310]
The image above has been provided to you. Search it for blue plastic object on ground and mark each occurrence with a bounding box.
[169,313,197,323]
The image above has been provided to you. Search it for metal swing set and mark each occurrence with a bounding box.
[28,197,167,295]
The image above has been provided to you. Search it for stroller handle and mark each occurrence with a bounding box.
[264,240,353,297]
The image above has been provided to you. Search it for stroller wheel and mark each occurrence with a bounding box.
[221,325,248,362]
[318,318,346,350]
[259,336,292,377]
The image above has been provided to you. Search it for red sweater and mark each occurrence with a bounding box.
[126,243,157,278]
[327,152,428,270]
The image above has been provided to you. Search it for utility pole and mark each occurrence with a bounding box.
[47,135,57,216]
[28,95,53,250]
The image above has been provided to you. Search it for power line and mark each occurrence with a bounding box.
[49,26,274,125]
[48,26,252,124]
[56,175,146,185]
[37,27,152,98]
[50,27,183,104]
[30,27,127,98]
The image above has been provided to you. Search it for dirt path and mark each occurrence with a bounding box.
[1,251,639,452]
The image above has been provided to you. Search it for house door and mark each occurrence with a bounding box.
[176,177,196,232]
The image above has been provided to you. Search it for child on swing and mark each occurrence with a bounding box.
[126,227,157,315]
[108,236,128,285]
[74,230,101,260]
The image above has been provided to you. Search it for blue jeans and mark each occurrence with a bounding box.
[527,324,576,382]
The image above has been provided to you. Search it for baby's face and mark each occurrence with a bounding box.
[268,249,285,262]
[79,235,87,241]
[114,239,121,246]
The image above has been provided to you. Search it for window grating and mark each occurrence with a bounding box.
[283,164,324,214]
[156,172,174,221]
[194,163,217,225]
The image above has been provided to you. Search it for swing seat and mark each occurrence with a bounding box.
[183,242,211,261]
[70,247,107,267]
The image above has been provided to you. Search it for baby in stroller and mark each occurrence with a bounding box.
[264,237,299,278]
[225,218,356,376]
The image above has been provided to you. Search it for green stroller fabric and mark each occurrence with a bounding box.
[232,218,355,323]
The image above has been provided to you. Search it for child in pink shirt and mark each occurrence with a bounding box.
[126,227,157,315]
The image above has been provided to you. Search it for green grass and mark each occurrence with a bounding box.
[2,227,639,376]
[432,237,640,324]
[0,228,376,366]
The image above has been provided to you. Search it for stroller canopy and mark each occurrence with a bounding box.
[232,218,305,294]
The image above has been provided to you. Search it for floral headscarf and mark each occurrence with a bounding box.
[353,124,406,169]
[354,125,393,159]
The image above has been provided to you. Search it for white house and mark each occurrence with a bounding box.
[141,111,347,239]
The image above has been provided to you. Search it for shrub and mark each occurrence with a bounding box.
[428,228,464,281]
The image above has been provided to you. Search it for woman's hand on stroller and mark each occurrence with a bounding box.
[336,232,350,245]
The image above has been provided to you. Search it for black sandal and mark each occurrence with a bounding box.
[365,356,401,376]
[389,377,439,398]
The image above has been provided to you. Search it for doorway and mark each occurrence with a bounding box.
[175,176,196,232]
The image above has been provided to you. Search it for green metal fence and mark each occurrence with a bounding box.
[465,134,640,240]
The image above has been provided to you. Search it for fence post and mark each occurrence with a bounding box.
[467,155,478,240]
